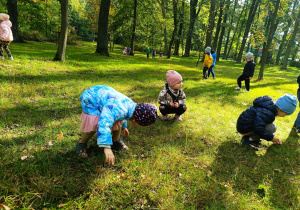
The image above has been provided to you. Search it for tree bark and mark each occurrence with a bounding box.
[236,0,261,63]
[167,0,178,58]
[282,9,300,69]
[174,0,184,56]
[204,0,216,49]
[95,0,111,56]
[129,0,137,55]
[213,0,224,50]
[6,0,23,42]
[184,0,202,57]
[258,0,280,80]
[216,0,229,61]
[53,0,68,61]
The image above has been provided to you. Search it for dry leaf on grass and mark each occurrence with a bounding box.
[20,155,34,160]
[57,131,64,140]
[274,169,282,173]
[48,141,54,146]
[58,204,65,208]
[0,204,10,210]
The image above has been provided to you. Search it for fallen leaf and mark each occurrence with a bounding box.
[58,204,65,208]
[0,204,10,210]
[289,170,296,175]
[120,173,125,178]
[41,146,51,151]
[274,169,282,173]
[57,131,64,140]
[48,141,54,146]
[20,155,34,160]
[178,173,183,177]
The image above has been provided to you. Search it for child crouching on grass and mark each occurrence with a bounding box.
[158,70,187,121]
[237,94,297,150]
[293,75,300,133]
[77,85,158,165]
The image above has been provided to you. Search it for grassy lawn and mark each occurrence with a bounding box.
[0,41,299,209]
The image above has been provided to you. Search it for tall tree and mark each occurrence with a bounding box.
[236,0,261,63]
[282,9,300,69]
[174,0,185,56]
[183,0,202,57]
[95,0,111,56]
[204,0,216,49]
[53,0,68,61]
[167,0,178,58]
[157,0,169,54]
[7,0,22,42]
[258,0,280,80]
[129,0,137,55]
[213,0,225,50]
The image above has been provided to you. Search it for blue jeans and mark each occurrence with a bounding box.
[208,65,215,78]
[294,89,300,129]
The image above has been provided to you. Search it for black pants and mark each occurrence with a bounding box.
[159,104,187,116]
[0,41,12,57]
[237,74,250,91]
[203,67,208,79]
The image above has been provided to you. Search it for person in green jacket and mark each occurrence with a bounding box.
[146,47,150,58]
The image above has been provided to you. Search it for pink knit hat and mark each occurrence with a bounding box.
[166,70,182,87]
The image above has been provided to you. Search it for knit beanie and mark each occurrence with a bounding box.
[133,103,158,126]
[205,47,211,54]
[275,93,298,115]
[244,52,253,60]
[166,70,182,87]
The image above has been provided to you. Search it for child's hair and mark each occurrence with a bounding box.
[244,52,253,60]
[275,93,298,115]
[0,13,10,21]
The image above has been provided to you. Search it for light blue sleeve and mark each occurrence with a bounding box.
[96,106,114,147]
[122,120,127,129]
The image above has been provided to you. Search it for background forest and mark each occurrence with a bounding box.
[0,0,299,68]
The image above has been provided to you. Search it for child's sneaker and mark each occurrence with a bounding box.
[7,56,13,60]
[235,87,242,90]
[242,136,266,150]
[294,127,300,133]
[175,114,183,121]
[161,115,168,120]
[0,56,4,60]
[111,139,128,151]
[243,90,249,93]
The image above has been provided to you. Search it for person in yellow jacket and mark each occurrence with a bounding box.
[203,47,213,79]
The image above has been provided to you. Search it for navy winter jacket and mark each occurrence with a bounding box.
[242,60,256,77]
[297,75,300,89]
[236,96,278,141]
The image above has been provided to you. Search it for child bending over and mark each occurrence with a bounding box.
[77,85,158,165]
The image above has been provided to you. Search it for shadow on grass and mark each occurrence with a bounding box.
[205,130,299,208]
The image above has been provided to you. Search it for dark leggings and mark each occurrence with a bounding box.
[237,74,250,91]
[0,41,12,57]
[159,104,187,116]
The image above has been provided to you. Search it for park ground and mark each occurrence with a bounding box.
[0,41,299,209]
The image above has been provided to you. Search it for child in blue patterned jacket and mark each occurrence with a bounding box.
[77,85,158,165]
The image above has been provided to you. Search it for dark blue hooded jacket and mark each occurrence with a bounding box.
[236,96,278,141]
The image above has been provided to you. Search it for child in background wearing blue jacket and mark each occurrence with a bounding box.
[293,75,300,133]
[237,94,298,150]
[77,85,158,165]
[207,49,216,79]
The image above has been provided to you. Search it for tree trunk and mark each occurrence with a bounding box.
[95,0,111,56]
[184,0,201,57]
[167,0,178,58]
[225,2,246,60]
[213,1,224,50]
[174,0,184,56]
[236,0,261,63]
[204,0,216,49]
[129,0,137,55]
[7,0,23,42]
[216,0,229,61]
[223,0,238,59]
[282,9,300,69]
[258,0,280,80]
[53,0,68,61]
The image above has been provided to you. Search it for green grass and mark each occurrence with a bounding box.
[0,41,299,209]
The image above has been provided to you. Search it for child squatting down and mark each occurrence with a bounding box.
[77,85,158,165]
[236,94,298,150]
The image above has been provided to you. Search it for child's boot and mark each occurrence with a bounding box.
[111,139,128,151]
[175,114,183,121]
[0,56,4,60]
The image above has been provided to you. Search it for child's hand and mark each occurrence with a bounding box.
[249,77,253,80]
[123,128,129,137]
[104,148,115,165]
[170,102,175,107]
[272,137,282,144]
[174,102,179,108]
